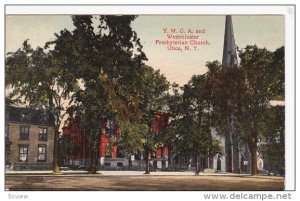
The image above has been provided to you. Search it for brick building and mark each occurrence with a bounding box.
[62,112,169,169]
[62,118,122,167]
[5,106,55,170]
[149,112,169,169]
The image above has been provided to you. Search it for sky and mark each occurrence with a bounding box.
[6,15,284,86]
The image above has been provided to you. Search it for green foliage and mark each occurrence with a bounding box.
[167,73,223,159]
[6,15,166,172]
[209,45,285,175]
[46,15,169,169]
[59,135,78,159]
[116,121,148,158]
[211,45,285,141]
[260,106,285,175]
[6,41,79,127]
[6,38,81,173]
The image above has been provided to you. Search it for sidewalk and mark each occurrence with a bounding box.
[5,170,250,176]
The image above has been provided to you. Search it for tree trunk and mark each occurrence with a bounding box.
[168,145,172,167]
[225,130,233,173]
[195,154,200,175]
[129,157,132,170]
[209,156,214,169]
[232,134,240,173]
[89,147,98,174]
[249,141,258,175]
[245,143,251,173]
[145,149,150,174]
[52,129,60,174]
[267,158,271,176]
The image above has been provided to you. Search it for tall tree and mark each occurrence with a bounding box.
[260,106,285,175]
[167,74,222,175]
[140,67,169,174]
[6,41,79,174]
[59,135,77,166]
[49,15,168,173]
[211,45,285,175]
[115,122,148,168]
[46,15,105,174]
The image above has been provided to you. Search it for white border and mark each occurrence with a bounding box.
[5,5,295,15]
[1,4,296,201]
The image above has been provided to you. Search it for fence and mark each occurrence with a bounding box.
[12,162,52,170]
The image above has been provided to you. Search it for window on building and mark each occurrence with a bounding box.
[41,112,49,124]
[21,113,25,121]
[38,145,47,162]
[105,143,111,157]
[20,126,29,140]
[21,112,29,122]
[106,120,114,138]
[39,128,47,141]
[5,125,9,138]
[117,147,124,158]
[19,145,28,162]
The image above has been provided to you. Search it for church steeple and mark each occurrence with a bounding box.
[222,15,238,68]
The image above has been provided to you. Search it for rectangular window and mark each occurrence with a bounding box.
[106,120,114,138]
[38,145,47,161]
[20,126,29,140]
[39,128,48,141]
[19,145,28,162]
[5,125,9,138]
[105,143,111,157]
[21,113,29,122]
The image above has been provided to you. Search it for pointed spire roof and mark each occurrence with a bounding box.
[222,15,238,68]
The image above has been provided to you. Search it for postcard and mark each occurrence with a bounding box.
[2,4,296,200]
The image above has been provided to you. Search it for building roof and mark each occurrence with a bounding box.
[222,15,238,68]
[5,106,55,127]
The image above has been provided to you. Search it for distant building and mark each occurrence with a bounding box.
[149,112,169,169]
[61,112,169,169]
[62,117,123,168]
[5,106,55,170]
[61,117,89,166]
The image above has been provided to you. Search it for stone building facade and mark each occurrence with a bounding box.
[5,106,55,170]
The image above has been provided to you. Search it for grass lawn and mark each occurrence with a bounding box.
[5,174,284,191]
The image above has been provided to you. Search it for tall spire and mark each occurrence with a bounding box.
[222,15,240,173]
[222,15,238,68]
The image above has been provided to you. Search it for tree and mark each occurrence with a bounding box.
[236,45,284,175]
[260,106,285,175]
[59,135,77,166]
[209,63,245,173]
[6,41,79,174]
[48,15,168,174]
[167,74,222,175]
[73,81,113,173]
[138,66,169,174]
[110,64,169,174]
[115,122,148,168]
[211,45,285,175]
